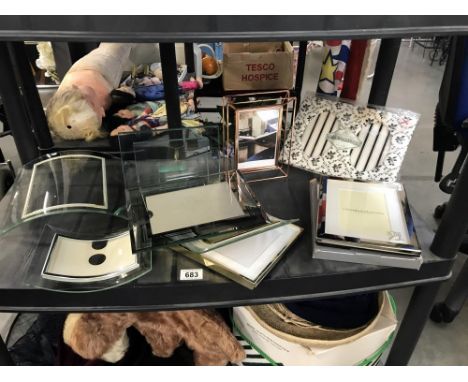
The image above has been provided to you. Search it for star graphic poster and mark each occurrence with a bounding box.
[317,40,351,96]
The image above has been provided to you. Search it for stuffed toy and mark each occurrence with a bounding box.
[134,80,199,102]
[110,98,202,136]
[63,309,245,365]
[46,43,134,141]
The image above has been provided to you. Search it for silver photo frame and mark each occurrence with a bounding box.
[316,177,421,256]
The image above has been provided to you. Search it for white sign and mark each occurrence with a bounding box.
[179,269,204,281]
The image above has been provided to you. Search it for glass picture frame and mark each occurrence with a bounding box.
[173,223,303,289]
[22,153,108,219]
[0,151,126,238]
[24,224,152,293]
[117,126,290,253]
[41,230,139,283]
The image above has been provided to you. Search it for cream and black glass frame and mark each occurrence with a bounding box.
[316,176,421,256]
[223,91,296,182]
[41,230,138,283]
[25,225,152,293]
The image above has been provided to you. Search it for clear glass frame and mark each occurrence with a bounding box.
[0,151,128,237]
[118,126,291,252]
[25,224,151,293]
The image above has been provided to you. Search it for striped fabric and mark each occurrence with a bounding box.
[300,109,391,172]
[232,331,282,366]
[233,332,381,366]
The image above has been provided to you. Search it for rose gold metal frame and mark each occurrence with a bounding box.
[222,91,297,183]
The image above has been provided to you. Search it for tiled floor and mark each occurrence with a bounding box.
[0,42,467,365]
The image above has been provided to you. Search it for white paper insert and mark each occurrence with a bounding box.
[43,232,138,281]
[325,179,410,244]
[201,224,302,280]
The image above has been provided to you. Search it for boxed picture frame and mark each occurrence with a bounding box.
[315,176,421,256]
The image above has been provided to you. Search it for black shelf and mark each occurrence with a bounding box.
[1,15,468,366]
[0,168,452,312]
[0,262,452,313]
[49,137,119,154]
[0,16,468,42]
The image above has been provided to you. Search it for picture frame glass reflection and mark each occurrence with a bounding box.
[236,105,282,171]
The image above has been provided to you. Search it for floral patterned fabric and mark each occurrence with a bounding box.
[281,96,420,182]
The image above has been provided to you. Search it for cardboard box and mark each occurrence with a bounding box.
[223,42,294,91]
[232,292,397,366]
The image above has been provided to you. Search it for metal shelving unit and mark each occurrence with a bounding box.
[0,15,468,366]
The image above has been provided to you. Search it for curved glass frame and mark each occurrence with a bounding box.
[25,224,152,293]
[0,150,128,237]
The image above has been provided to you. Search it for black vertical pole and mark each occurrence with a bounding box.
[0,335,13,366]
[68,42,99,64]
[434,151,445,182]
[368,38,401,106]
[9,42,54,152]
[294,41,307,110]
[431,156,468,258]
[160,43,182,130]
[0,42,39,164]
[51,42,73,80]
[184,43,195,73]
[386,283,442,365]
[443,259,468,312]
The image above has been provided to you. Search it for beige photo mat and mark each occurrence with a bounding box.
[145,182,246,235]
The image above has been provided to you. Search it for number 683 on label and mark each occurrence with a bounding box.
[179,268,204,281]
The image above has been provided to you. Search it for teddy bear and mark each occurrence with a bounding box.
[63,309,245,366]
[46,43,134,142]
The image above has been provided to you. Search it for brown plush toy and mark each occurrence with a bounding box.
[63,310,245,366]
